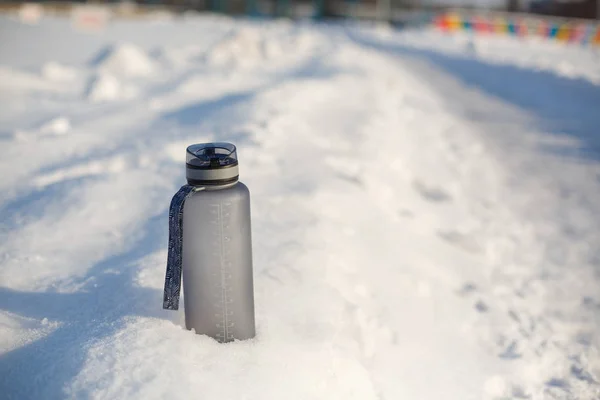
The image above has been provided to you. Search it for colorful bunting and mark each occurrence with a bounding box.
[433,13,600,46]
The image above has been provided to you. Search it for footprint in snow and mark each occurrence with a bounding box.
[545,377,569,390]
[412,180,452,203]
[437,230,481,253]
[456,282,478,297]
[510,385,530,399]
[498,340,521,359]
[335,172,363,187]
[474,300,489,313]
[582,296,600,310]
[324,156,363,187]
[570,365,597,384]
[398,209,413,218]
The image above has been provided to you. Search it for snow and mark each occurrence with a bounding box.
[363,25,600,85]
[92,43,157,77]
[39,116,71,136]
[1,14,600,400]
[86,72,138,102]
[41,61,78,82]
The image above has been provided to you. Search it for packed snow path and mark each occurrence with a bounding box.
[0,15,599,400]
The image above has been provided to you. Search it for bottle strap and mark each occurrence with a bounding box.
[163,185,199,310]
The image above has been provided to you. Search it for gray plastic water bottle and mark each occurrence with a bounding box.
[163,143,255,343]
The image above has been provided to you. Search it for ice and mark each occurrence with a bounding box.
[0,13,599,400]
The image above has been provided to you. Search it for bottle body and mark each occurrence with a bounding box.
[182,182,255,342]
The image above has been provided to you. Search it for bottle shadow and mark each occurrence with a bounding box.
[0,212,178,400]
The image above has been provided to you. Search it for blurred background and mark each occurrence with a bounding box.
[2,0,600,21]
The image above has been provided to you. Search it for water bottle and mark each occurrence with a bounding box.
[163,142,255,343]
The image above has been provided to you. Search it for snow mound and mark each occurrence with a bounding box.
[86,73,138,102]
[152,44,205,68]
[41,61,78,82]
[206,27,319,67]
[0,66,62,92]
[92,43,156,77]
[12,117,71,141]
[39,116,71,136]
[207,28,265,66]
[33,155,127,188]
[0,312,59,353]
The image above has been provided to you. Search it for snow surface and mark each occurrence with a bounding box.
[1,14,599,400]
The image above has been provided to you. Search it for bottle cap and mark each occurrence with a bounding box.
[186,142,239,186]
